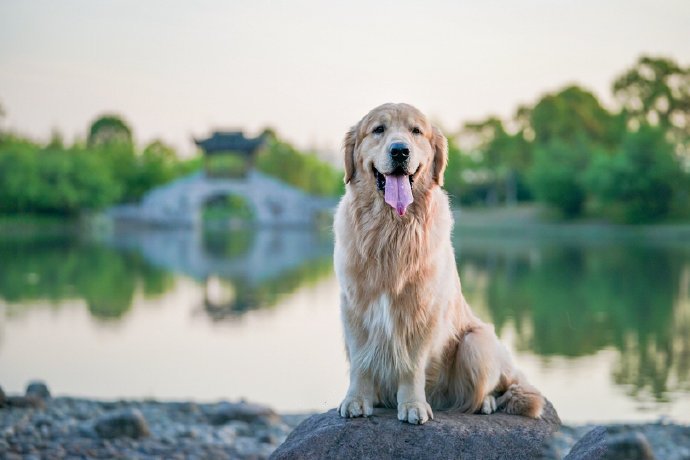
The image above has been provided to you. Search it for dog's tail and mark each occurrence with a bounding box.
[496,381,544,418]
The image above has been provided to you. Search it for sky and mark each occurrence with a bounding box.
[1,0,689,160]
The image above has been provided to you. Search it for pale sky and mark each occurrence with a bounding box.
[1,0,689,160]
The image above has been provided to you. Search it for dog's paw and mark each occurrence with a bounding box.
[397,401,434,425]
[481,395,498,414]
[339,396,374,418]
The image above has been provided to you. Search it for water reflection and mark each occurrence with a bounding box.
[0,229,688,417]
[455,235,690,404]
[0,237,173,320]
[0,228,335,322]
[108,228,334,320]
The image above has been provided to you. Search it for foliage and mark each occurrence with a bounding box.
[0,113,341,218]
[0,138,121,215]
[202,194,254,222]
[613,56,690,149]
[256,137,343,197]
[451,118,533,206]
[443,56,690,223]
[87,114,133,148]
[205,153,249,177]
[528,140,590,217]
[0,115,205,214]
[125,140,180,201]
[443,137,477,205]
[527,85,624,149]
[585,125,683,222]
[2,54,689,222]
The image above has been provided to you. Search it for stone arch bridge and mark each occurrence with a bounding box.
[109,170,338,228]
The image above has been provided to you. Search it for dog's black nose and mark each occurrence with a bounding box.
[390,142,410,163]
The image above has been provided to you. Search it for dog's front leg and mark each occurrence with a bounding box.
[397,362,434,425]
[339,366,375,418]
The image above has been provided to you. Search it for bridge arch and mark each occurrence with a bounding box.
[109,170,338,228]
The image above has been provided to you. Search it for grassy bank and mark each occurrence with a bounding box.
[453,205,690,243]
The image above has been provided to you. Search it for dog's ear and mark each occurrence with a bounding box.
[431,126,448,186]
[343,125,357,184]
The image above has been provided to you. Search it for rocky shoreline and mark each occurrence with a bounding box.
[1,382,689,459]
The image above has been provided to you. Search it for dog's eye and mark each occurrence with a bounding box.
[373,125,385,134]
[411,127,422,135]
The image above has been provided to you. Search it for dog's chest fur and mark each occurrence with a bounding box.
[336,190,452,382]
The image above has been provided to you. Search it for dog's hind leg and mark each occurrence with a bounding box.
[455,323,544,418]
[494,379,544,418]
[448,323,505,414]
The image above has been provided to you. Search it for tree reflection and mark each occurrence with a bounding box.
[0,237,173,319]
[0,228,335,323]
[456,237,690,402]
[202,256,333,320]
[197,228,334,319]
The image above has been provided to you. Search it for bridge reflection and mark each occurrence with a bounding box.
[105,227,334,319]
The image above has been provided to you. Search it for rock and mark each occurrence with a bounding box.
[205,401,279,426]
[0,385,5,407]
[5,395,46,409]
[271,401,561,460]
[94,408,150,439]
[565,426,656,460]
[25,381,51,400]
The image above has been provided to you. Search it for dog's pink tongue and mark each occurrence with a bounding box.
[384,175,413,216]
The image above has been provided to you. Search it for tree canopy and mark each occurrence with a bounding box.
[87,114,133,148]
[613,56,690,140]
[1,54,688,224]
[445,55,689,222]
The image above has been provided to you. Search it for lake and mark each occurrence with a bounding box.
[1,225,688,424]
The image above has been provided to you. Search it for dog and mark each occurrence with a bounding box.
[334,103,544,425]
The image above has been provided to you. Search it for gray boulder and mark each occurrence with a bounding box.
[271,401,561,460]
[565,426,656,460]
[204,401,279,426]
[25,381,51,400]
[5,395,46,409]
[94,408,150,439]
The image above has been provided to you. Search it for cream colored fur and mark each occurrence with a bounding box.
[335,103,544,425]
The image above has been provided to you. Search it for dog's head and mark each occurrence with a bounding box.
[343,103,448,216]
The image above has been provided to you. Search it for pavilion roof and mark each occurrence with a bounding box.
[194,131,266,155]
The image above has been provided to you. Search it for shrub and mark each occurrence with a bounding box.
[528,140,590,217]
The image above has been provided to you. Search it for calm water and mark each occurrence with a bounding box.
[0,227,688,424]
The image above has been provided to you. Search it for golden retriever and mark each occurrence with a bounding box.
[334,103,544,425]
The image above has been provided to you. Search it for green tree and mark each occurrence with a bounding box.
[87,114,133,148]
[36,146,121,214]
[521,85,629,217]
[455,119,532,206]
[527,85,623,149]
[613,56,690,150]
[528,140,591,217]
[256,137,343,197]
[0,137,41,213]
[124,140,179,200]
[0,100,5,128]
[443,137,473,205]
[585,125,683,222]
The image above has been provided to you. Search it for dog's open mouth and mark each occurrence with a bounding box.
[373,167,415,216]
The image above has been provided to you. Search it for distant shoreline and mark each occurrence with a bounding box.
[2,206,690,241]
[452,206,690,243]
